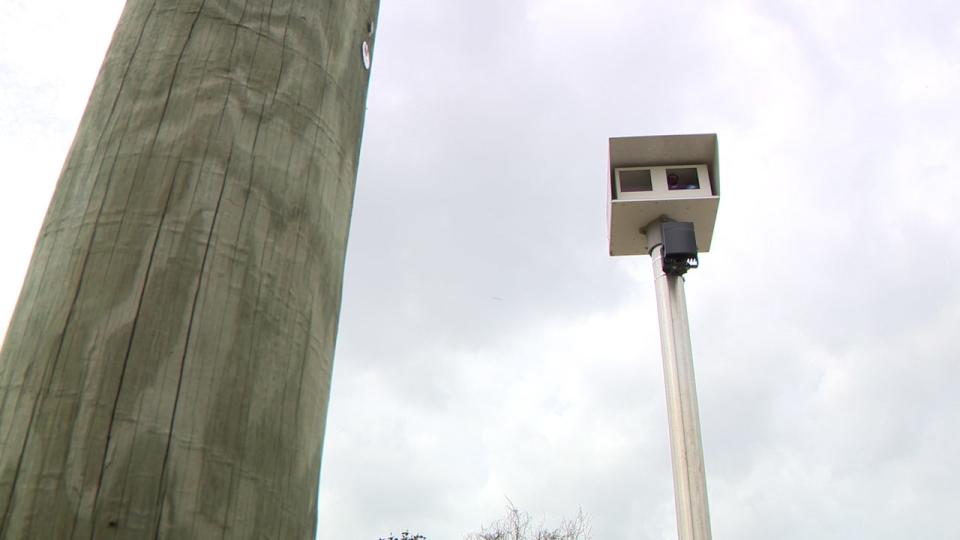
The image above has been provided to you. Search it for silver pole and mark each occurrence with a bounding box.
[646,224,712,540]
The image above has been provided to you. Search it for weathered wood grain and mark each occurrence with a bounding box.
[0,0,379,537]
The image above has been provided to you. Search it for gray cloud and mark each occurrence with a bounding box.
[323,1,960,538]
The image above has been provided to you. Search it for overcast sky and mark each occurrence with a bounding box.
[2,1,960,539]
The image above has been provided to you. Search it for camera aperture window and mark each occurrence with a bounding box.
[619,169,653,192]
[666,167,700,190]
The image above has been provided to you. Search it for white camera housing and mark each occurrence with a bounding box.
[608,134,720,256]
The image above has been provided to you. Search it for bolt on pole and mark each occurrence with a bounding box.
[646,223,712,540]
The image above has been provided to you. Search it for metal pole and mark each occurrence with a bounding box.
[646,224,712,540]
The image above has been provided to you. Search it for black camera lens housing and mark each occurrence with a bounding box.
[661,221,699,276]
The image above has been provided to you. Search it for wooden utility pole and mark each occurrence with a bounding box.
[0,1,379,537]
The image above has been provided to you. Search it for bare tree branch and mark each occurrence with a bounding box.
[465,501,591,540]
